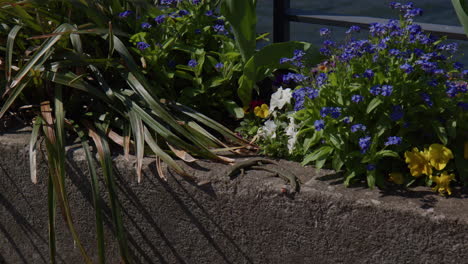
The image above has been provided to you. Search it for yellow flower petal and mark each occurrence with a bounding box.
[254,104,269,118]
[404,147,432,177]
[430,172,455,195]
[428,144,454,170]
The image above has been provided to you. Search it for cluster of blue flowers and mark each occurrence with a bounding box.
[292,87,319,111]
[320,107,342,119]
[369,85,393,96]
[279,49,306,67]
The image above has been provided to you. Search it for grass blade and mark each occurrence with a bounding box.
[86,121,131,264]
[0,75,31,118]
[143,126,191,179]
[73,123,106,264]
[168,102,249,145]
[29,116,42,184]
[47,174,57,264]
[10,23,76,89]
[5,25,22,84]
[128,110,144,183]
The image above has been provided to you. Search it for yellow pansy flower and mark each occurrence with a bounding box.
[254,104,269,118]
[427,144,454,170]
[430,172,455,195]
[388,172,404,185]
[404,147,432,177]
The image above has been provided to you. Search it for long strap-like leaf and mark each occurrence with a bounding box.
[29,116,42,184]
[86,121,131,264]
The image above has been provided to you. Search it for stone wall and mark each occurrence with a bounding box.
[0,131,467,263]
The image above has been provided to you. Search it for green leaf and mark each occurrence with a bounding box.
[366,97,382,114]
[431,121,448,145]
[367,169,376,189]
[5,25,22,84]
[332,153,344,171]
[302,146,334,166]
[452,0,468,36]
[10,23,76,89]
[223,100,244,118]
[74,125,106,264]
[220,0,257,61]
[88,124,130,263]
[29,117,42,184]
[375,150,400,160]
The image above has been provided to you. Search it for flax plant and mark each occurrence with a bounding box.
[0,0,248,263]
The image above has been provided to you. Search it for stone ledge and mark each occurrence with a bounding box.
[0,131,467,264]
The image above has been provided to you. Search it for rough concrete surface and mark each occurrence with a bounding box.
[0,131,468,264]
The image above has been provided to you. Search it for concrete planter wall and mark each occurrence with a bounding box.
[1,131,467,263]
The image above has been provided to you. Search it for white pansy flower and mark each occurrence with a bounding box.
[269,87,292,112]
[257,120,277,139]
[285,116,299,153]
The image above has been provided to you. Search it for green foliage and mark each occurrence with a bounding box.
[220,0,257,62]
[452,0,468,36]
[245,3,468,191]
[0,0,249,262]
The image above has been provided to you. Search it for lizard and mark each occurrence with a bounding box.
[227,157,300,193]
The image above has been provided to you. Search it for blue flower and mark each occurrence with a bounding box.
[319,28,331,36]
[213,24,226,34]
[118,10,132,18]
[192,0,201,4]
[437,43,458,53]
[363,69,374,79]
[194,29,202,34]
[343,117,351,124]
[320,107,341,119]
[279,58,290,64]
[389,49,400,56]
[359,136,372,154]
[404,8,423,19]
[316,73,328,87]
[137,42,150,50]
[390,105,404,121]
[454,62,464,70]
[178,9,190,16]
[370,85,381,96]
[205,10,214,16]
[366,164,376,171]
[154,15,166,24]
[188,59,198,67]
[351,95,364,103]
[400,63,413,73]
[141,22,152,29]
[420,93,433,107]
[389,2,401,9]
[345,25,361,34]
[369,23,387,36]
[323,40,335,47]
[384,136,402,146]
[282,73,307,84]
[292,87,319,111]
[314,119,325,131]
[320,48,331,56]
[351,124,367,132]
[406,24,422,35]
[380,85,393,96]
[215,62,224,70]
[293,50,305,61]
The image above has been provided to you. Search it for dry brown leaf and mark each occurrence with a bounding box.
[167,143,197,163]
